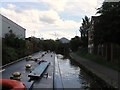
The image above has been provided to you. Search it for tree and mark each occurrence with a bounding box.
[42,39,56,51]
[96,2,120,45]
[2,30,26,65]
[79,16,90,47]
[55,41,69,56]
[70,36,82,52]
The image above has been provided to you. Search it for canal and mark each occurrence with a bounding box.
[54,54,109,89]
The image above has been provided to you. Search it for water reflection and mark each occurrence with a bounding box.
[55,54,109,89]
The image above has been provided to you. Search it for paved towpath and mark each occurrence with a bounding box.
[70,53,120,89]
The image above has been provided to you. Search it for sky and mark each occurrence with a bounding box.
[0,0,104,40]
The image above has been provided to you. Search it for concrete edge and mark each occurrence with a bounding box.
[69,53,117,89]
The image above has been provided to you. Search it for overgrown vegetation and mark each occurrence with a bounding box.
[2,30,26,65]
[96,2,120,45]
[76,50,120,71]
[77,1,120,65]
[2,30,71,65]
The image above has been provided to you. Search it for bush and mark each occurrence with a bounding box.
[76,50,120,71]
[2,30,26,65]
[2,46,18,65]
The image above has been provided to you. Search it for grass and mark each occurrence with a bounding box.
[76,50,120,71]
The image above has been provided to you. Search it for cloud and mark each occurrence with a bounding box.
[1,0,104,39]
[97,0,105,8]
[39,9,60,24]
[0,3,81,39]
[40,0,67,12]
[42,31,74,40]
[63,0,97,17]
[7,4,16,9]
[40,16,55,24]
[0,0,36,2]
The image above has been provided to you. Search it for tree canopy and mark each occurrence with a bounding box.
[79,16,90,47]
[95,2,120,45]
[70,36,82,51]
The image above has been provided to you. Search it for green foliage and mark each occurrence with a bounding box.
[2,30,26,65]
[4,30,16,47]
[56,42,69,56]
[42,39,56,51]
[2,46,18,65]
[79,16,90,47]
[25,37,70,56]
[4,30,26,49]
[40,39,70,56]
[2,30,72,65]
[95,2,120,45]
[76,50,120,71]
[75,1,120,69]
[70,36,82,52]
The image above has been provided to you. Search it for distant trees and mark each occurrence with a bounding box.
[42,39,56,51]
[69,36,82,52]
[2,31,71,65]
[40,39,69,56]
[55,40,69,56]
[26,37,41,54]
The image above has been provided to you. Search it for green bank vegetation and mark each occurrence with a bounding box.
[2,30,70,65]
[76,49,120,71]
[76,2,120,71]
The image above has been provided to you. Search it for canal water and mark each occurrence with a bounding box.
[54,54,109,89]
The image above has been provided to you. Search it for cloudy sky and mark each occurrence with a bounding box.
[0,0,104,40]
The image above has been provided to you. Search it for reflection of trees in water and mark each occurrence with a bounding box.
[59,57,112,89]
[79,69,97,89]
[79,69,112,89]
[69,58,80,68]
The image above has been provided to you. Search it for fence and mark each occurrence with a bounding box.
[93,43,120,63]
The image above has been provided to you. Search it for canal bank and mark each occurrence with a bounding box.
[70,53,119,89]
[54,54,116,89]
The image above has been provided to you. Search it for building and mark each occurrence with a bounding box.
[88,15,120,63]
[0,14,26,39]
[88,16,99,53]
